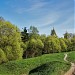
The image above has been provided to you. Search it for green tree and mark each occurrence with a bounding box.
[64,31,70,39]
[51,27,57,37]
[59,38,67,52]
[21,27,29,42]
[40,34,46,43]
[29,26,40,39]
[29,26,39,34]
[0,20,23,61]
[71,37,75,51]
[0,48,7,64]
[44,36,61,53]
[63,38,71,51]
[24,39,44,58]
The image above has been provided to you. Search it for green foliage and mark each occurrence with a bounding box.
[40,34,46,43]
[71,37,75,51]
[63,39,71,51]
[0,48,7,64]
[59,38,67,52]
[0,20,23,63]
[64,32,70,39]
[44,36,61,53]
[25,38,44,58]
[4,46,13,60]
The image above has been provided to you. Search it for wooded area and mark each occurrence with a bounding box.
[0,17,75,64]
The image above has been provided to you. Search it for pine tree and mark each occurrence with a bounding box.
[51,27,57,37]
[21,27,29,42]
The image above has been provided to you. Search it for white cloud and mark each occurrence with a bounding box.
[16,1,47,14]
[26,11,60,28]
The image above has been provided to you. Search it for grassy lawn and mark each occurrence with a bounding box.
[0,52,70,75]
[67,51,75,63]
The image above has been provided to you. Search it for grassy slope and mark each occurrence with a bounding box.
[0,53,70,75]
[29,61,70,75]
[67,51,75,63]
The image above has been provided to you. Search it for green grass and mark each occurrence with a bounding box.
[29,61,70,75]
[0,52,70,75]
[67,51,75,63]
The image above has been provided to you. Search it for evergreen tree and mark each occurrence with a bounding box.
[51,27,57,37]
[21,27,29,42]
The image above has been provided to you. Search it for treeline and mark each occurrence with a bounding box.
[0,17,75,64]
[22,27,75,58]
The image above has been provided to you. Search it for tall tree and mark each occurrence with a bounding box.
[44,36,61,54]
[64,31,70,39]
[51,27,57,37]
[0,20,23,62]
[29,26,39,34]
[23,39,44,58]
[21,27,29,42]
[29,26,39,39]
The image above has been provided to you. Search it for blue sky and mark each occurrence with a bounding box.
[0,0,74,37]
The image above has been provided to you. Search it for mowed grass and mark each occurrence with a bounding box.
[0,53,70,75]
[67,51,75,63]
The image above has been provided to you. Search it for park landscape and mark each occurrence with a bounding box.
[0,17,75,75]
[0,0,75,75]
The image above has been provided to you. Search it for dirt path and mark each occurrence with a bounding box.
[64,54,75,75]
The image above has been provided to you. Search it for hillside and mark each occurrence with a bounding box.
[67,51,75,63]
[0,52,71,75]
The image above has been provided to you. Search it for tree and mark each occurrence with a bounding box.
[0,20,23,61]
[44,36,61,54]
[0,48,7,64]
[29,26,39,34]
[23,39,44,58]
[40,34,46,43]
[71,37,75,51]
[64,31,70,39]
[59,38,67,52]
[63,38,71,51]
[51,27,57,37]
[21,27,29,42]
